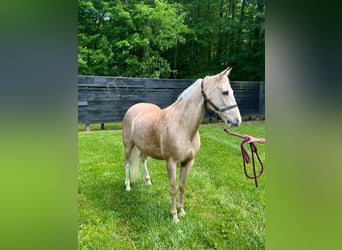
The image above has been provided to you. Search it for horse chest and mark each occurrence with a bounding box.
[160,132,200,163]
[181,139,200,164]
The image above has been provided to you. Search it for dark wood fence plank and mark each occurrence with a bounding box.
[78,76,265,124]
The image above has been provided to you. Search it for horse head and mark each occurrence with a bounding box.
[201,67,242,127]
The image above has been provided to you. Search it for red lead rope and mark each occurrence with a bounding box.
[223,129,264,188]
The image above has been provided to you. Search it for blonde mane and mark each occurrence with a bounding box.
[177,79,202,102]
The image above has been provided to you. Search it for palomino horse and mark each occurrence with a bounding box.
[122,67,242,222]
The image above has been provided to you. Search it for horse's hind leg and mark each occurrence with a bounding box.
[141,153,152,185]
[178,159,194,217]
[124,158,131,192]
[124,143,134,192]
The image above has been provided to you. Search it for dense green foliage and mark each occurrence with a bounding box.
[78,0,264,80]
[78,123,265,249]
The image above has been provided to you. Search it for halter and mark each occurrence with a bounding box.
[201,79,237,113]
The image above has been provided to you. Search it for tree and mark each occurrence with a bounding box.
[78,0,265,80]
[78,0,189,78]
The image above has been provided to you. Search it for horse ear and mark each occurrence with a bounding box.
[224,67,232,76]
[219,67,232,78]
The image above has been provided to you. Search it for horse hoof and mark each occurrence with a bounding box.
[172,217,180,223]
[125,185,131,192]
[146,180,152,185]
[179,209,186,217]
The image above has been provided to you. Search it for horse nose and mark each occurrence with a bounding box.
[230,117,241,127]
[236,117,241,125]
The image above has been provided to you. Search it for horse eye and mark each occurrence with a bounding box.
[222,91,229,96]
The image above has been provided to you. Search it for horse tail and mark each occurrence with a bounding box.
[130,146,141,183]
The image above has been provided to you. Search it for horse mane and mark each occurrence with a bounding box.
[177,79,202,102]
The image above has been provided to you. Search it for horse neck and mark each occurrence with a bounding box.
[169,80,205,136]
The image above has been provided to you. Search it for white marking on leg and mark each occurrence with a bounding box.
[142,159,152,185]
[125,163,131,191]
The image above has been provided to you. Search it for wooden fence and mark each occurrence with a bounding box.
[78,75,264,129]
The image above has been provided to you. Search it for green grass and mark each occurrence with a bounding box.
[78,122,265,249]
[78,122,123,131]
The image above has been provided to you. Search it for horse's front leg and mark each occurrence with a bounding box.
[178,159,194,217]
[166,159,178,223]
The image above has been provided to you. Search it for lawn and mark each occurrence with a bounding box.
[78,121,265,249]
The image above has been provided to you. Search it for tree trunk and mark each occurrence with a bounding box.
[230,0,235,41]
[236,0,246,62]
[216,0,225,57]
[237,0,246,43]
[173,39,178,78]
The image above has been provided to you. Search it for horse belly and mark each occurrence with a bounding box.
[134,135,164,160]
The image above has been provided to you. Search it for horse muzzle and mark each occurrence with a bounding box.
[225,115,241,127]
